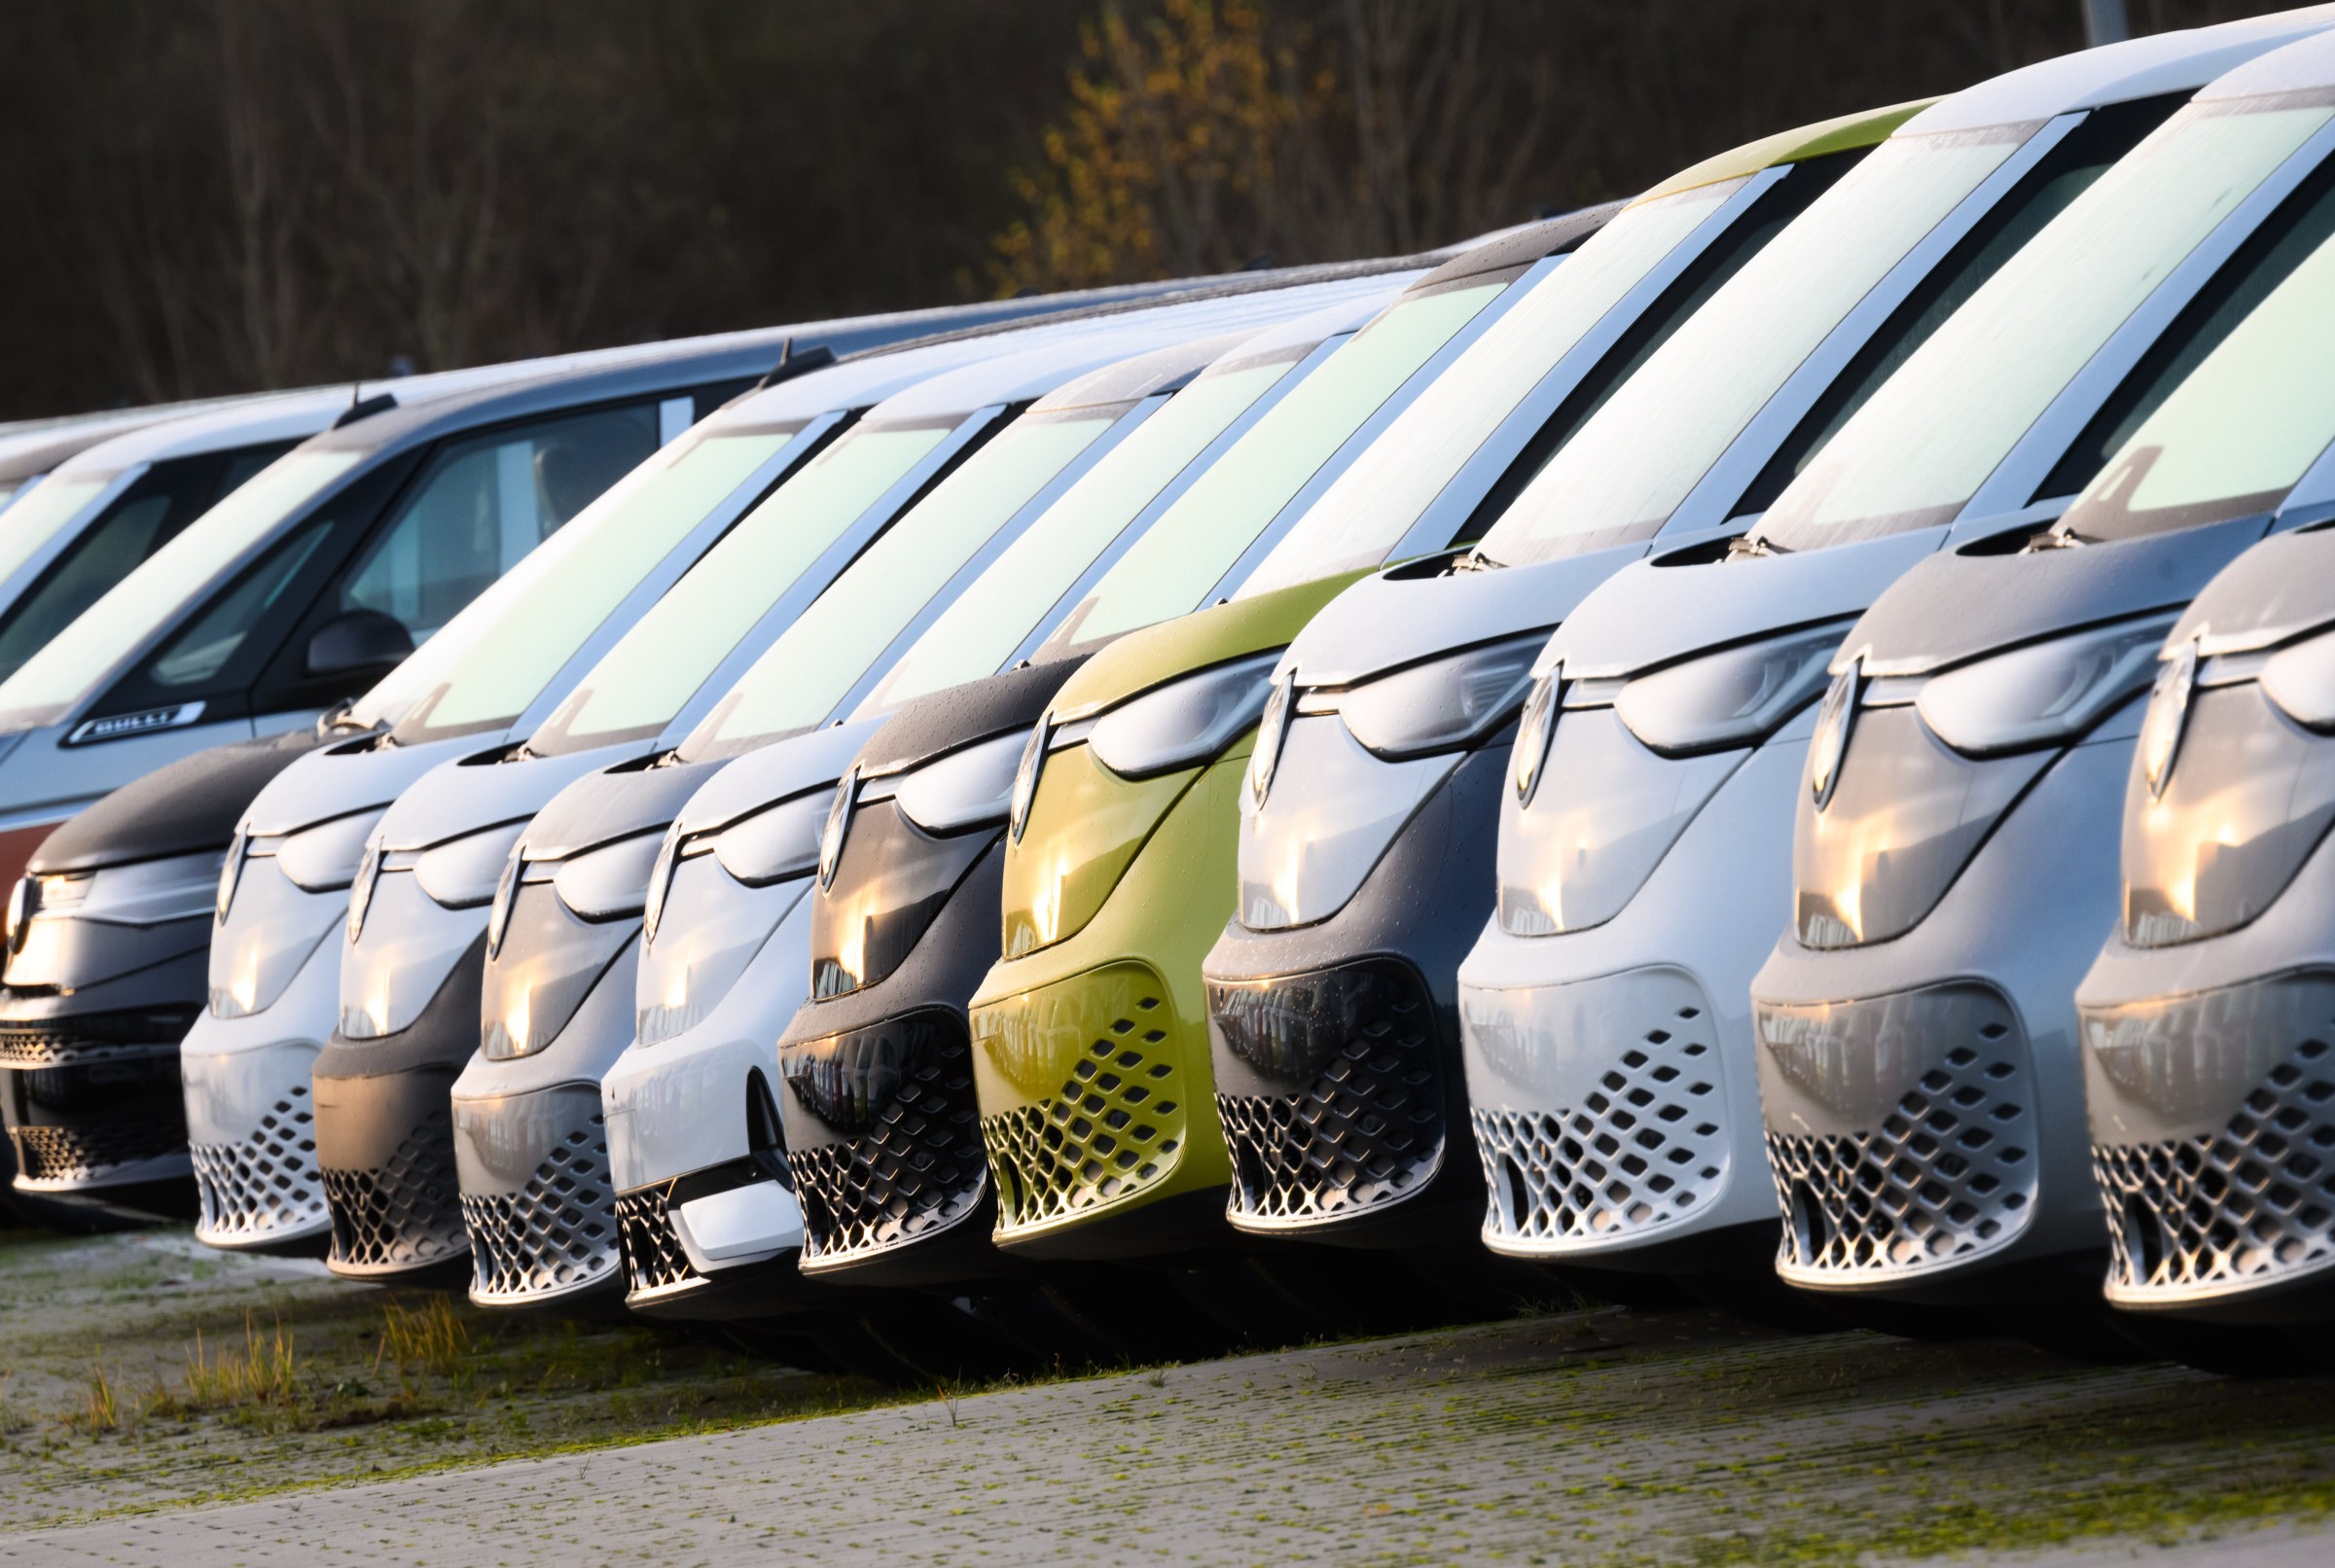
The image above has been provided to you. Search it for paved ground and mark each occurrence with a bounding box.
[4,1238,2333,1567]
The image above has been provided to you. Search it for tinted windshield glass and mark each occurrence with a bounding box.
[372,427,802,741]
[1480,125,2034,566]
[1756,97,2335,550]
[336,405,656,646]
[521,420,954,753]
[863,357,1299,713]
[1042,280,1505,647]
[2064,228,2335,540]
[0,445,293,686]
[0,473,111,582]
[1250,183,1742,587]
[0,447,363,730]
[680,407,1122,759]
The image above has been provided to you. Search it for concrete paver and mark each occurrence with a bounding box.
[8,1304,2332,1567]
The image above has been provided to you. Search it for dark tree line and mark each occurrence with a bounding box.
[0,0,2274,419]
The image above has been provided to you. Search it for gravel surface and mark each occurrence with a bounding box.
[2,1227,2331,1565]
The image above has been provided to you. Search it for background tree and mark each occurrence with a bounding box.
[0,0,2280,418]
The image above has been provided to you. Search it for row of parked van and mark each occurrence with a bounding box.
[7,12,2335,1381]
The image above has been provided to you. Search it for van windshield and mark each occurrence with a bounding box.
[1243,180,1742,589]
[862,353,1301,713]
[1037,278,1506,652]
[1479,122,2037,565]
[0,472,112,583]
[2063,225,2335,541]
[676,406,1125,760]
[0,448,363,731]
[1756,95,2335,550]
[518,419,957,754]
[371,426,806,741]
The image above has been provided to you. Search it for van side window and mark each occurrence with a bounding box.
[336,404,658,645]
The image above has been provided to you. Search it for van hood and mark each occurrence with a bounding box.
[33,729,320,875]
[1846,512,2270,676]
[1543,528,1944,681]
[374,742,639,853]
[1286,545,1640,689]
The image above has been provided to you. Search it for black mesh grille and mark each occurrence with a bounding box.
[1211,961,1443,1226]
[460,1115,619,1304]
[1767,1037,2036,1277]
[787,1012,986,1265]
[2097,1036,2335,1299]
[616,1184,698,1296]
[190,1080,324,1243]
[0,1010,194,1066]
[322,1108,468,1273]
[12,1119,180,1183]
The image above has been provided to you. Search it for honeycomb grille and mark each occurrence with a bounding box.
[190,1083,323,1242]
[792,1023,986,1264]
[1768,1042,2034,1277]
[1473,1000,1724,1245]
[1215,971,1440,1226]
[2096,1036,2335,1299]
[0,1016,187,1066]
[983,992,1182,1232]
[460,1116,618,1304]
[322,1109,468,1273]
[0,1032,145,1067]
[11,1119,182,1184]
[616,1185,699,1297]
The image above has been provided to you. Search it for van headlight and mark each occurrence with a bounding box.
[637,791,828,1048]
[1237,636,1539,929]
[7,871,88,957]
[1912,616,2171,756]
[1088,644,1288,779]
[1794,615,2171,949]
[1333,634,1539,761]
[211,810,384,1018]
[481,831,664,1060]
[2123,626,2335,946]
[1088,653,1280,779]
[1002,654,1279,959]
[811,732,1023,998]
[1496,626,1842,938]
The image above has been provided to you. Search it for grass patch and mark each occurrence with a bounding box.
[174,1314,300,1412]
[377,1295,469,1378]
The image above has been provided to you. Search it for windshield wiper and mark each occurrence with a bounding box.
[1726,533,1790,560]
[315,701,387,742]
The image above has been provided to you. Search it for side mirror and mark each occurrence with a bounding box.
[305,609,413,679]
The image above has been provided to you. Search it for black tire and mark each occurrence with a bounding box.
[1250,1248,1483,1336]
[1816,1294,1987,1342]
[1392,1243,1554,1316]
[1674,1271,1850,1336]
[800,1315,936,1385]
[957,1287,1123,1372]
[715,1321,847,1376]
[2113,1314,2313,1378]
[856,1296,1036,1384]
[1540,1264,1698,1313]
[1165,1258,1332,1349]
[1981,1301,2149,1365]
[1042,1267,1246,1364]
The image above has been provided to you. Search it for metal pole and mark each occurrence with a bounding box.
[2084,0,2132,48]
